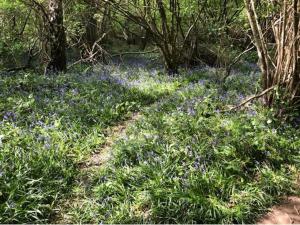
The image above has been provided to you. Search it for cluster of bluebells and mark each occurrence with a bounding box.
[94,66,143,89]
[28,112,57,130]
[193,155,207,173]
[187,65,211,75]
[92,59,178,91]
[183,80,206,92]
[112,56,150,69]
[185,145,207,173]
[237,94,246,103]
[71,88,79,95]
[176,98,202,116]
[37,134,52,150]
[135,149,161,165]
[3,111,17,122]
[247,109,258,117]
[219,92,229,102]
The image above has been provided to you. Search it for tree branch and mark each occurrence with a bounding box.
[221,85,276,113]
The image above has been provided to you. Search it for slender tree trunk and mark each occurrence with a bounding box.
[86,15,98,49]
[244,0,271,91]
[84,0,98,49]
[99,2,110,39]
[158,45,179,74]
[244,0,300,112]
[291,0,300,102]
[45,0,67,74]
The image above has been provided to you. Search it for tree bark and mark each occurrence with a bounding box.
[244,0,300,112]
[45,0,67,74]
[244,0,271,91]
[84,0,98,49]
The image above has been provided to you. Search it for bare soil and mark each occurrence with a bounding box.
[81,112,141,170]
[257,196,300,224]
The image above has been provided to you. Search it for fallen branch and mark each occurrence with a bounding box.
[222,85,276,112]
[2,66,30,72]
[111,48,159,57]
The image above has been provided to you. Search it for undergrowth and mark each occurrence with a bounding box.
[0,62,299,223]
[0,64,181,223]
[65,68,300,223]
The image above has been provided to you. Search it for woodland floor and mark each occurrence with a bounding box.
[1,56,299,223]
[55,103,300,224]
[57,109,300,224]
[53,111,143,223]
[55,93,300,224]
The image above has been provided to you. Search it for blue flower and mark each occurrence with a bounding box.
[71,88,79,95]
[198,80,205,85]
[44,142,51,150]
[187,107,196,116]
[247,109,257,117]
[3,111,16,121]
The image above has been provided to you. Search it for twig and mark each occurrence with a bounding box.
[222,45,255,82]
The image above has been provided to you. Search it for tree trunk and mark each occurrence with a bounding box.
[45,0,67,74]
[159,45,179,74]
[86,14,98,49]
[99,2,110,40]
[84,0,98,49]
[244,0,271,91]
[244,0,300,112]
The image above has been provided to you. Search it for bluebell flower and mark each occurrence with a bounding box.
[186,145,193,157]
[99,176,107,183]
[7,200,16,209]
[137,154,142,162]
[238,94,245,101]
[247,109,257,117]
[59,87,66,95]
[199,164,206,173]
[193,161,201,169]
[219,94,228,102]
[71,88,79,95]
[198,80,205,85]
[44,143,51,150]
[3,111,16,121]
[187,107,196,116]
[193,155,204,171]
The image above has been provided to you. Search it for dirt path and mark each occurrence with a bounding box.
[52,112,142,223]
[52,78,187,223]
[80,112,141,170]
[257,196,300,224]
